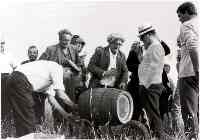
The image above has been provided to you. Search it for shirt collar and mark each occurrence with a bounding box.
[109,47,118,57]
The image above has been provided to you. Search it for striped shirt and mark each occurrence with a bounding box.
[138,40,165,88]
[177,17,199,78]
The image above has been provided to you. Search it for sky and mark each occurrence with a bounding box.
[0,0,199,82]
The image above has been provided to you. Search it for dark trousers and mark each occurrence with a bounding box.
[127,80,141,120]
[1,73,13,138]
[1,73,11,120]
[159,87,172,120]
[7,71,36,138]
[32,92,46,125]
[139,84,164,137]
[179,74,199,133]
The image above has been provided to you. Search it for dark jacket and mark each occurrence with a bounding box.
[88,46,128,88]
[39,44,81,70]
[126,49,140,85]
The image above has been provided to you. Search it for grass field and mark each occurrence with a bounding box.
[1,112,188,140]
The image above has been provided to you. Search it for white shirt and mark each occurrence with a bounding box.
[108,48,118,70]
[177,17,199,78]
[100,48,118,87]
[138,40,165,88]
[0,51,18,73]
[16,60,65,96]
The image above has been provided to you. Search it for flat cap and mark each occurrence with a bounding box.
[107,33,125,43]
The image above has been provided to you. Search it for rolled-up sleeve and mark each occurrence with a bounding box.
[50,65,65,91]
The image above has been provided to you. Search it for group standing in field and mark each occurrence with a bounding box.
[0,1,199,140]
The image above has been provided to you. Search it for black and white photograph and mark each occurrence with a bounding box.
[0,0,199,139]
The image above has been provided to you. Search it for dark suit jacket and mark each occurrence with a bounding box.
[39,44,81,69]
[88,46,128,88]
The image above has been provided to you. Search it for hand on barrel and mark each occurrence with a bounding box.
[103,68,117,77]
[119,82,126,90]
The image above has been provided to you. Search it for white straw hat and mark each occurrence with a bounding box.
[138,23,155,37]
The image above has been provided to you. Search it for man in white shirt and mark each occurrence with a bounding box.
[176,2,199,137]
[7,60,77,138]
[137,23,165,139]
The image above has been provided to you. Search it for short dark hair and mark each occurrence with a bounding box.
[71,35,80,45]
[177,2,197,15]
[58,29,72,40]
[28,45,38,53]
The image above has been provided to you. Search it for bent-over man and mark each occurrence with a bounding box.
[7,60,77,138]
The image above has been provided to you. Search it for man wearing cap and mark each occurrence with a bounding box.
[176,2,199,136]
[7,60,77,138]
[137,23,165,138]
[88,33,128,89]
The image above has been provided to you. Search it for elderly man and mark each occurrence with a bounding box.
[176,2,199,137]
[21,45,38,64]
[7,60,77,138]
[137,24,165,139]
[88,33,128,89]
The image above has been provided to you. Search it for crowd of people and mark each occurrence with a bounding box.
[0,1,199,140]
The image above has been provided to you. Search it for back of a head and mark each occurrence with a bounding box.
[177,2,197,15]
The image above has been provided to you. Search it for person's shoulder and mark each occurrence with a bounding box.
[182,17,198,29]
[95,46,104,52]
[118,50,126,58]
[151,41,165,53]
[45,44,59,51]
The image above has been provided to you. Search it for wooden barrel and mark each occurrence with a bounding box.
[78,88,134,125]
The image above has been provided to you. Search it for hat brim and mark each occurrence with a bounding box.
[138,28,155,37]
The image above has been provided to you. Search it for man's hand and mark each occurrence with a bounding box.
[63,67,73,79]
[56,89,75,107]
[103,68,117,77]
[119,82,126,90]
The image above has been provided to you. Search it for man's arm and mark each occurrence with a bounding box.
[126,50,140,72]
[120,54,128,84]
[184,24,199,73]
[54,89,75,108]
[48,95,73,120]
[88,48,105,78]
[189,47,199,73]
[39,47,51,60]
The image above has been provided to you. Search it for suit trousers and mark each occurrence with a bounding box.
[139,84,164,137]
